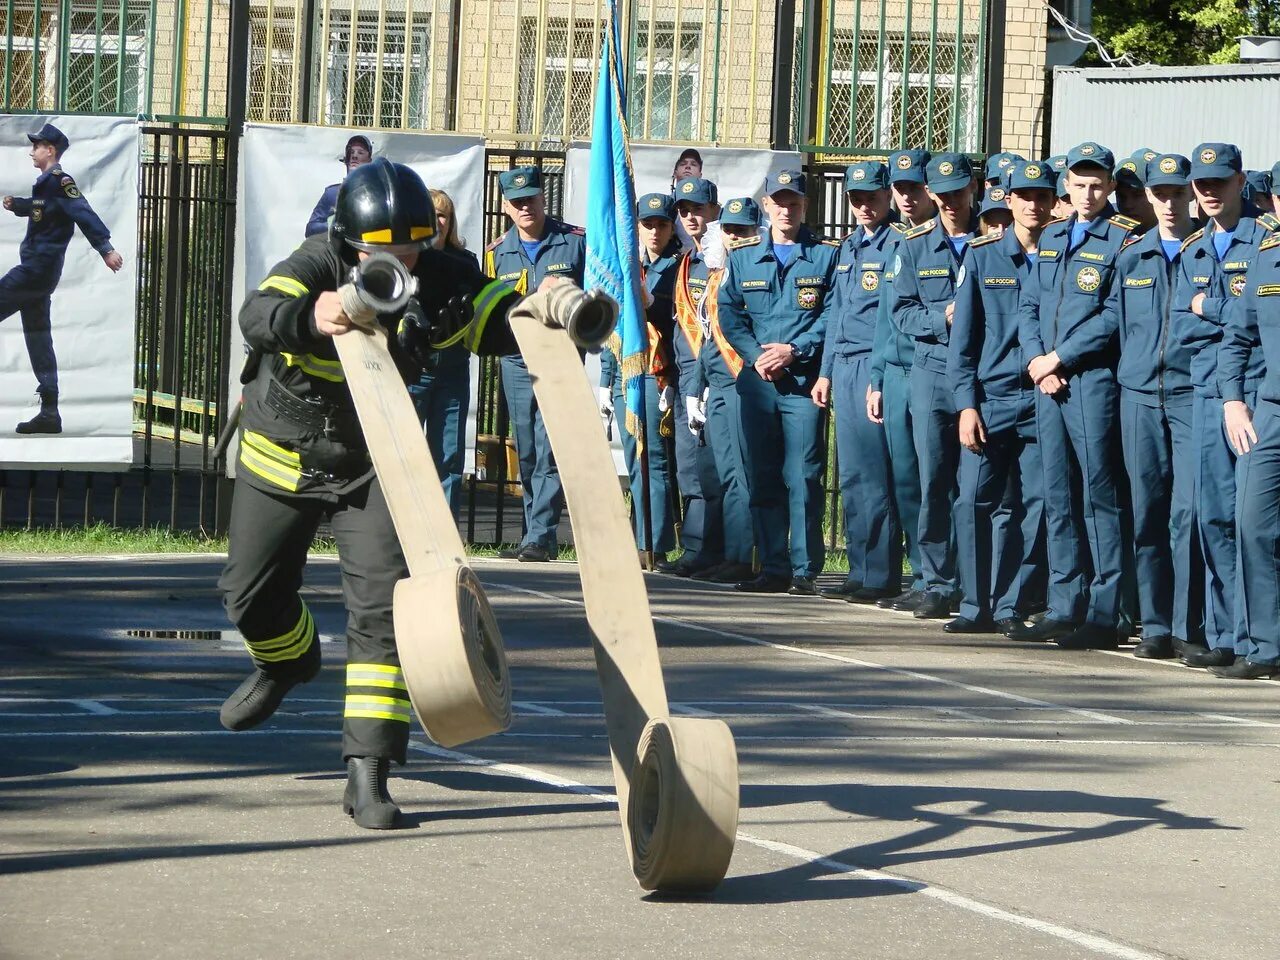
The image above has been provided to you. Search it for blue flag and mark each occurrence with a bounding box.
[583,1,647,451]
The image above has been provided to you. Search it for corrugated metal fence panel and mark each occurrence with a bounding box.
[1050,64,1280,169]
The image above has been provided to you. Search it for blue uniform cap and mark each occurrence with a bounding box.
[888,149,930,184]
[499,166,543,200]
[984,152,1024,182]
[1190,142,1243,181]
[1008,161,1055,193]
[1066,141,1115,173]
[674,177,718,206]
[637,192,675,221]
[720,196,762,227]
[844,161,890,192]
[925,152,973,194]
[27,122,69,155]
[1244,169,1272,202]
[1271,161,1280,196]
[764,169,806,197]
[1114,149,1152,189]
[978,186,1011,218]
[1144,154,1192,189]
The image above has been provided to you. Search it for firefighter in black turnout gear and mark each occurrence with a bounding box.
[218,159,521,829]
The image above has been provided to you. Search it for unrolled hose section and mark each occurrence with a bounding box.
[394,565,512,748]
[627,716,740,892]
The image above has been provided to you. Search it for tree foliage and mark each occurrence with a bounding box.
[1089,0,1280,66]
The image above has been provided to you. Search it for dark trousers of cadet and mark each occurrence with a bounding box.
[0,262,59,394]
[882,362,923,591]
[1036,368,1126,629]
[612,374,676,553]
[955,395,1046,623]
[500,355,565,550]
[833,354,901,591]
[1120,396,1202,644]
[1234,399,1280,665]
[736,367,826,580]
[705,382,753,565]
[909,363,960,595]
[673,390,724,566]
[1193,393,1249,653]
[218,478,412,764]
[409,346,471,519]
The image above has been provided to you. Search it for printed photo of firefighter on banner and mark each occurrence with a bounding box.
[0,114,139,468]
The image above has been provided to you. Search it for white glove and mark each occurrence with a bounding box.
[641,284,655,309]
[658,384,675,413]
[598,386,614,416]
[685,394,707,435]
[703,221,726,271]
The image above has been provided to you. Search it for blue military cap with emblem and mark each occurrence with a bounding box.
[983,151,1024,182]
[637,192,675,221]
[499,166,543,199]
[925,152,973,193]
[27,122,69,155]
[978,185,1011,218]
[1143,153,1191,188]
[721,196,761,227]
[1190,142,1242,180]
[1114,148,1153,188]
[1067,141,1114,172]
[888,149,930,184]
[764,169,806,196]
[674,176,718,205]
[844,161,889,192]
[1008,160,1054,192]
[1245,169,1272,204]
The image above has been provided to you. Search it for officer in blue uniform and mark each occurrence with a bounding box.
[811,161,902,604]
[891,152,978,619]
[599,192,680,560]
[1172,143,1280,666]
[2,122,122,434]
[1218,228,1280,678]
[870,149,935,610]
[984,152,1024,189]
[305,135,373,237]
[485,166,586,561]
[947,161,1055,635]
[1014,141,1138,649]
[1115,153,1202,660]
[718,169,839,595]
[1113,148,1158,235]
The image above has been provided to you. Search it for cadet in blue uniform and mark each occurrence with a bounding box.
[891,152,978,619]
[719,169,839,595]
[599,192,680,560]
[947,161,1055,635]
[870,149,935,610]
[485,166,586,561]
[1172,143,1280,667]
[984,152,1024,189]
[1218,229,1280,678]
[1,123,122,434]
[1113,148,1158,235]
[1048,155,1073,221]
[669,177,727,576]
[977,186,1013,234]
[1014,142,1138,649]
[305,135,373,238]
[1115,154,1201,660]
[811,161,902,603]
[1243,169,1273,216]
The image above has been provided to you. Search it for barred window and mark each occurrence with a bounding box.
[321,10,432,128]
[630,22,701,141]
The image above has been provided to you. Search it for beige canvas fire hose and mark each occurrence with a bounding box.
[509,284,740,893]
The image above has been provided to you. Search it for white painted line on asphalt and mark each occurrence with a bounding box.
[512,700,569,716]
[488,581,1135,726]
[68,699,119,715]
[669,702,716,717]
[409,740,1169,960]
[1197,712,1280,728]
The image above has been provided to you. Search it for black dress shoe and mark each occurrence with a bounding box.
[1007,617,1075,642]
[788,577,819,596]
[877,589,916,610]
[690,561,729,581]
[517,543,552,562]
[1173,638,1208,660]
[497,545,522,560]
[1055,625,1119,650]
[944,616,994,634]
[220,640,321,731]
[1133,636,1174,660]
[848,586,899,605]
[1184,647,1235,668]
[1210,659,1280,680]
[652,554,679,573]
[735,573,792,594]
[819,579,862,601]
[891,590,927,612]
[343,756,402,829]
[913,591,952,620]
[706,562,755,583]
[996,617,1026,638]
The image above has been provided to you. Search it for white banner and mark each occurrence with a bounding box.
[229,124,487,475]
[0,115,139,468]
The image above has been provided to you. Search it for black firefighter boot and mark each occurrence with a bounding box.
[16,390,62,434]
[219,639,321,731]
[343,756,402,829]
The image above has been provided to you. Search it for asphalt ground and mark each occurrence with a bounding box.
[1,555,1277,960]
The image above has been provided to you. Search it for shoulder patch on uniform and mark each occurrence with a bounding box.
[1259,213,1280,232]
[905,220,934,240]
[1109,214,1139,231]
[969,230,1003,248]
[726,234,762,250]
[1122,235,1141,248]
[1261,233,1280,251]
[60,174,80,199]
[1181,228,1204,252]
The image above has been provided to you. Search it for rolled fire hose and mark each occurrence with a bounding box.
[331,253,511,747]
[508,285,740,893]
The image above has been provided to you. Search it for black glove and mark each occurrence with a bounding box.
[396,296,435,372]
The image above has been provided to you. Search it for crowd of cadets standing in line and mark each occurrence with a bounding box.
[478,142,1280,683]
